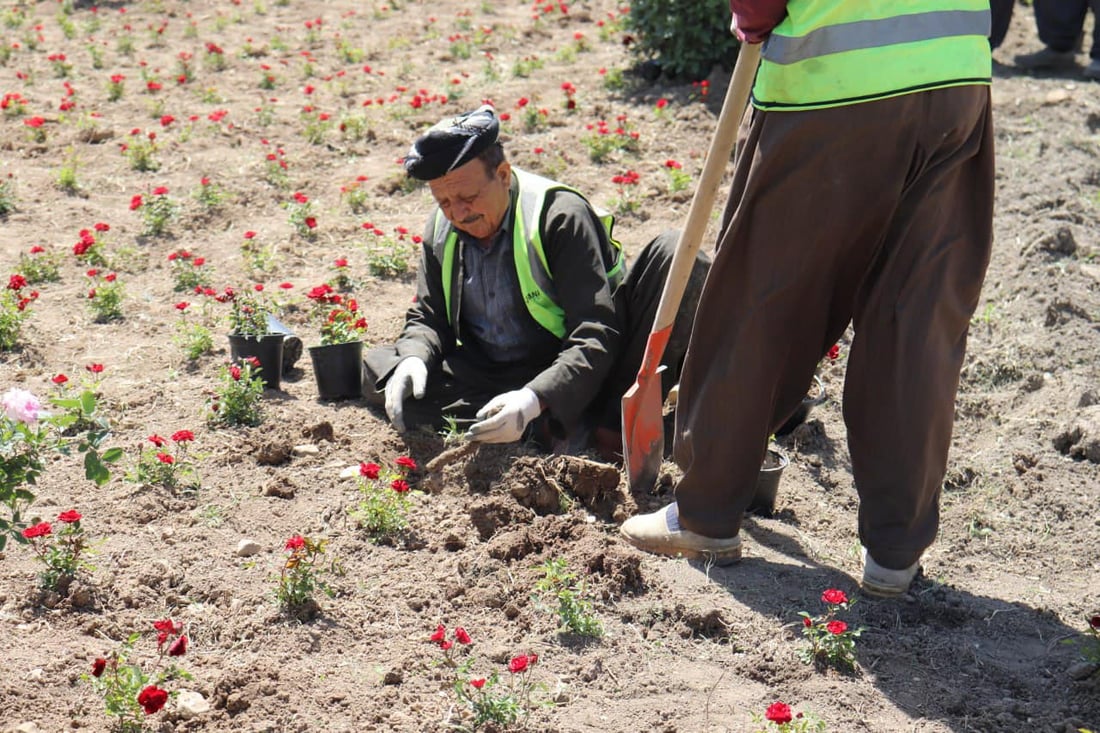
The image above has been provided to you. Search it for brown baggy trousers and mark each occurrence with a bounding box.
[672,85,995,571]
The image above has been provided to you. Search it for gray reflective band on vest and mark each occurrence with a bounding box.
[762,9,991,65]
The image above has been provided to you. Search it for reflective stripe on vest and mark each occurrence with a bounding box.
[435,167,625,340]
[754,1,992,111]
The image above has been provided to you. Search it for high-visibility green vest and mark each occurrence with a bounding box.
[753,1,992,111]
[430,167,625,340]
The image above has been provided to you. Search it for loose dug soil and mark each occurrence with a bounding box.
[2,2,1099,732]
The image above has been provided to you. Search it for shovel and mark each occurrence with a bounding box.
[621,42,762,493]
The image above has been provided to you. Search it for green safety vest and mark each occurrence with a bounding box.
[753,1,992,111]
[429,167,625,340]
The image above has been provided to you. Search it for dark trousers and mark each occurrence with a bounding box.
[672,86,995,571]
[1036,0,1100,57]
[990,0,1015,50]
[364,230,710,444]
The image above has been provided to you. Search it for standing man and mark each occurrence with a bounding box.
[364,105,708,456]
[620,1,995,597]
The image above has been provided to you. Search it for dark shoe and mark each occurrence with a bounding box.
[1085,59,1100,81]
[1014,46,1077,70]
[590,426,623,463]
[620,504,742,565]
[281,334,302,373]
[265,314,302,372]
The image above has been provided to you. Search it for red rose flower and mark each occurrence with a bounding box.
[152,186,169,196]
[821,589,848,606]
[391,479,409,493]
[52,374,68,385]
[430,624,446,644]
[94,222,110,232]
[304,216,317,229]
[765,701,793,725]
[803,617,813,627]
[395,456,417,471]
[454,627,471,645]
[171,429,194,442]
[508,655,529,674]
[137,685,168,715]
[86,363,104,373]
[91,658,107,677]
[58,510,82,523]
[285,535,305,551]
[168,634,188,657]
[359,462,381,480]
[243,231,256,239]
[439,640,453,651]
[469,678,486,689]
[156,452,174,465]
[153,618,181,634]
[147,434,166,447]
[827,344,840,360]
[8,273,27,290]
[826,620,848,635]
[21,522,52,539]
[130,194,143,210]
[229,365,242,381]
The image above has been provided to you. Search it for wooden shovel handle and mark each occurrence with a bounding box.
[650,42,761,334]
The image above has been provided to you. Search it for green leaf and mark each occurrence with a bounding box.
[79,391,96,416]
[49,396,82,410]
[84,451,111,485]
[101,447,124,463]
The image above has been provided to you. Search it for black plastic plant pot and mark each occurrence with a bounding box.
[228,333,284,390]
[747,447,790,517]
[309,341,363,401]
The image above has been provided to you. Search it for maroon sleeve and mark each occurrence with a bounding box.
[729,0,788,43]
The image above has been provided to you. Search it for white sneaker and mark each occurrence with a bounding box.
[620,504,742,565]
[861,547,920,597]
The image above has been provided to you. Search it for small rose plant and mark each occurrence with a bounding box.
[752,701,826,733]
[278,534,335,614]
[129,429,200,491]
[799,588,863,670]
[21,509,92,591]
[85,617,193,731]
[428,623,544,729]
[206,357,265,427]
[349,456,418,541]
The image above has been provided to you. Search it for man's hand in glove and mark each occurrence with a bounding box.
[468,388,543,444]
[384,356,428,432]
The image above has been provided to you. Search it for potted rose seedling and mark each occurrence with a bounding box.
[221,284,283,389]
[306,284,366,400]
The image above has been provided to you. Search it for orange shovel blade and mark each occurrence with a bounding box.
[622,328,671,493]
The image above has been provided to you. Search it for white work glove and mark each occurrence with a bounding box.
[468,388,542,444]
[384,356,428,433]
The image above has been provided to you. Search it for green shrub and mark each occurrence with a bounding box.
[625,0,740,80]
